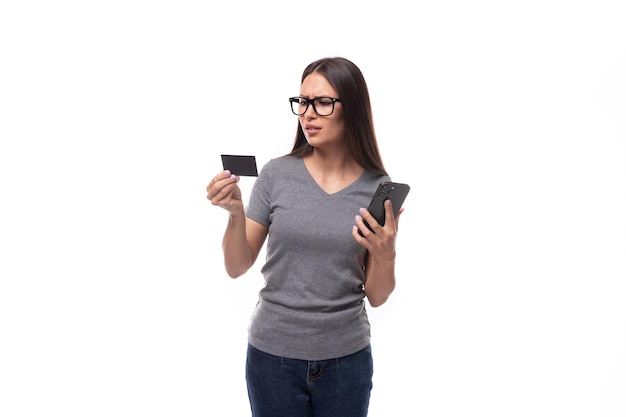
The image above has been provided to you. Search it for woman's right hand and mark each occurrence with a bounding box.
[206,170,243,214]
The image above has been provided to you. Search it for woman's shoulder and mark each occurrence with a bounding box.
[261,155,301,173]
[361,170,391,186]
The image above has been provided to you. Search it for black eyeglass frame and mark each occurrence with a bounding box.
[288,96,342,116]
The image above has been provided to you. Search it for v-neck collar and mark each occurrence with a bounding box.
[298,157,367,197]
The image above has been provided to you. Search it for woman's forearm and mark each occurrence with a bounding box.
[364,254,396,307]
[222,210,253,278]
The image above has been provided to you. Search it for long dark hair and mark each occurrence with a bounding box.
[287,57,387,176]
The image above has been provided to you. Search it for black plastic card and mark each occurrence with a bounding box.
[221,154,258,176]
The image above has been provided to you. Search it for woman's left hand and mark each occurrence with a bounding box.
[352,199,403,259]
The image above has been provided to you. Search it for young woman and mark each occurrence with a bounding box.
[206,56,404,417]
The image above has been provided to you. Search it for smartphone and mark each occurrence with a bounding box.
[360,181,410,235]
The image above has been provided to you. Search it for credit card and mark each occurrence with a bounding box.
[221,154,258,176]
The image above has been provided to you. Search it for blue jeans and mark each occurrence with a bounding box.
[246,343,374,417]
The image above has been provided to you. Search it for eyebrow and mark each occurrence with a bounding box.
[297,95,335,99]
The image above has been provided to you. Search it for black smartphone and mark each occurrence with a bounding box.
[360,181,410,235]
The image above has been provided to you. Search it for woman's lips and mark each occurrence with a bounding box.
[305,124,321,135]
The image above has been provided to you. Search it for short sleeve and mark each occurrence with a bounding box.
[245,158,274,227]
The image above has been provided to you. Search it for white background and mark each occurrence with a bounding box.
[1,1,625,416]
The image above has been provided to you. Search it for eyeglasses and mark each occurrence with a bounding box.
[289,96,341,116]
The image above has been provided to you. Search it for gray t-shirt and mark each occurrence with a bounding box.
[245,155,390,360]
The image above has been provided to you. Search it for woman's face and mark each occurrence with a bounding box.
[298,72,345,149]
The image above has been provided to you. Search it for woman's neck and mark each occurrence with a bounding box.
[303,150,363,193]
